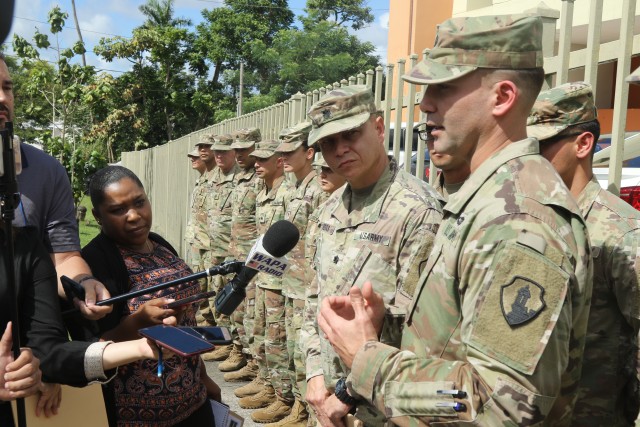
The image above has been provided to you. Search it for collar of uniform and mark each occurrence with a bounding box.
[259,174,286,202]
[444,138,539,215]
[576,176,602,219]
[237,167,256,182]
[330,159,396,226]
[213,163,240,183]
[295,169,318,194]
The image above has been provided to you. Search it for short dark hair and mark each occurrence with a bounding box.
[539,119,602,158]
[88,166,144,208]
[483,68,546,110]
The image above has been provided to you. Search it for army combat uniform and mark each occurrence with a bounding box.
[205,136,240,327]
[228,130,263,358]
[346,15,592,427]
[276,123,326,410]
[249,142,291,407]
[303,158,443,423]
[528,82,640,426]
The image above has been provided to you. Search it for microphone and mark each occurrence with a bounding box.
[61,259,244,315]
[215,220,300,315]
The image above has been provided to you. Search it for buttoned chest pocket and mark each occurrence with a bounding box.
[285,200,310,236]
[213,190,233,211]
[234,188,253,214]
[193,188,207,209]
[258,203,283,227]
[336,246,396,306]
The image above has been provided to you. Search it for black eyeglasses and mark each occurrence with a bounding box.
[416,123,435,142]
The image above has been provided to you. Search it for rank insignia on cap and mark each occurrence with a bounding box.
[500,277,546,326]
[322,109,332,119]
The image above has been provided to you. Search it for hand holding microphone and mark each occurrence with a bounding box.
[215,220,300,315]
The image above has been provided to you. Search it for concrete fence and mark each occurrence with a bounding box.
[122,0,640,257]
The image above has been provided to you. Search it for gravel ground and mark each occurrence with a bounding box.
[204,359,259,427]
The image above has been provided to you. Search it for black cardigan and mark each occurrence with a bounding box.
[0,227,90,385]
[65,231,178,341]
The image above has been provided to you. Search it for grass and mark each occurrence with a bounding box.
[77,197,100,248]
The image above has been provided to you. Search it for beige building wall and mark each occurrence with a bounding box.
[386,1,454,124]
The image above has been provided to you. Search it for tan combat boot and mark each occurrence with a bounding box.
[218,344,246,372]
[251,398,292,424]
[202,344,232,361]
[264,399,309,427]
[238,384,276,409]
[224,359,258,382]
[234,376,265,398]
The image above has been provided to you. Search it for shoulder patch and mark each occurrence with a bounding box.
[500,277,546,326]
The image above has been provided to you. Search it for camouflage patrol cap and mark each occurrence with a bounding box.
[312,155,329,168]
[231,127,262,149]
[307,85,378,145]
[187,148,200,158]
[195,134,215,147]
[250,140,281,159]
[211,134,234,151]
[627,66,640,85]
[527,82,597,141]
[277,122,312,153]
[403,15,543,85]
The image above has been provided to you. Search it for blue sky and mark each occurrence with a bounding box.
[5,0,390,74]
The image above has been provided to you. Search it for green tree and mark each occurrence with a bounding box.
[251,19,380,99]
[11,6,101,206]
[94,0,198,144]
[306,0,374,30]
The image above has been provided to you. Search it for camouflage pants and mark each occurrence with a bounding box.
[192,248,212,325]
[285,296,307,401]
[232,282,255,352]
[254,285,293,402]
[252,284,268,380]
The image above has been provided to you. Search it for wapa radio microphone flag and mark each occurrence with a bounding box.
[245,235,290,277]
[215,220,300,315]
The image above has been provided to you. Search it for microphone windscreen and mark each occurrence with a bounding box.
[0,0,15,44]
[263,220,300,257]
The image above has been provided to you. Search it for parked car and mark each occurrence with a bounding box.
[592,133,640,210]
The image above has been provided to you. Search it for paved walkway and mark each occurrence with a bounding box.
[204,359,259,426]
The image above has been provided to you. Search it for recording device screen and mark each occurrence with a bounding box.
[181,326,232,345]
[139,325,215,357]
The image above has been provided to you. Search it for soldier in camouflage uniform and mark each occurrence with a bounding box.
[191,135,217,325]
[528,82,640,426]
[223,127,264,382]
[302,85,444,426]
[414,124,468,202]
[185,148,206,266]
[317,15,592,426]
[236,140,293,425]
[201,134,241,362]
[266,122,325,427]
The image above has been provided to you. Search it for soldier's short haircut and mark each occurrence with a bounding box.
[88,165,145,208]
[482,68,546,110]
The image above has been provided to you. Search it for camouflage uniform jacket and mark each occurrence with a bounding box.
[303,159,444,388]
[207,164,241,258]
[228,168,263,261]
[572,177,640,426]
[255,175,290,290]
[348,139,592,427]
[282,169,325,300]
[190,169,215,250]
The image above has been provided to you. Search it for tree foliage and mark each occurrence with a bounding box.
[306,0,374,30]
[10,0,382,175]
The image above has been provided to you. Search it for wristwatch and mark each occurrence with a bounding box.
[334,377,358,407]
